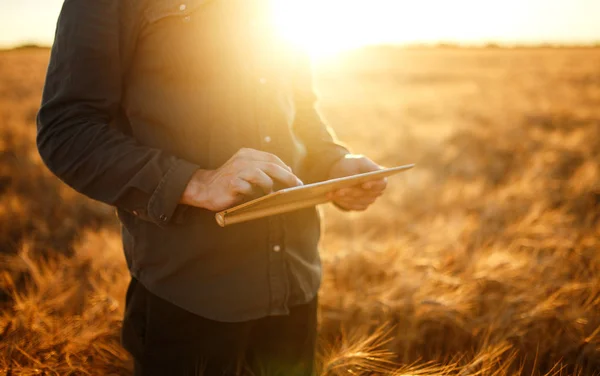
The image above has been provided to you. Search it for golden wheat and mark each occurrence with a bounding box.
[1,47,599,375]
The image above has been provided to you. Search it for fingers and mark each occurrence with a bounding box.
[230,178,254,196]
[328,176,387,211]
[340,204,369,211]
[259,162,303,188]
[233,162,303,198]
[362,178,388,192]
[357,157,382,173]
[234,148,302,188]
[239,168,274,194]
[237,148,291,172]
[334,195,379,207]
[333,200,373,211]
[333,193,379,211]
[333,186,384,200]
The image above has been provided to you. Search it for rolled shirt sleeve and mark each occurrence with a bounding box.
[36,0,198,226]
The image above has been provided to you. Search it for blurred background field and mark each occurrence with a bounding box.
[1,46,600,375]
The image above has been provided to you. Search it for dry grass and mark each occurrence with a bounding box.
[1,47,600,375]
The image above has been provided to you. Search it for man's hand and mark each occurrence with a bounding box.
[180,148,303,211]
[327,154,387,211]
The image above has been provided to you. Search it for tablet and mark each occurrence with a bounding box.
[215,163,415,227]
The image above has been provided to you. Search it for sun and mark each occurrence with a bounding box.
[270,0,372,59]
[269,0,554,57]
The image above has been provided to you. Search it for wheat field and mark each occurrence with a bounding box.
[1,47,600,375]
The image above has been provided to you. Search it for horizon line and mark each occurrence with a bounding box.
[3,40,600,51]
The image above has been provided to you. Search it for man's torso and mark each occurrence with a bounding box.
[116,0,323,321]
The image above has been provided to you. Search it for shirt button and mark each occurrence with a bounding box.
[179,4,187,11]
[264,136,272,143]
[273,245,281,252]
[159,214,168,222]
[183,15,191,22]
[259,77,267,85]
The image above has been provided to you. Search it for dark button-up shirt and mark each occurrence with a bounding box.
[37,0,348,322]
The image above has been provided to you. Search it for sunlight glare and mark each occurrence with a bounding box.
[269,0,481,58]
[271,0,371,58]
[270,0,593,58]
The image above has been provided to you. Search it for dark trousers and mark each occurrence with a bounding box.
[121,278,318,376]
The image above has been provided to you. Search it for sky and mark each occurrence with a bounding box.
[1,0,599,53]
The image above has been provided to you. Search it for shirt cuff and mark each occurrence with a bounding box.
[147,159,199,226]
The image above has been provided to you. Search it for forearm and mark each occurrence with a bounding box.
[37,0,198,226]
[292,53,349,182]
[37,103,199,225]
[293,111,350,182]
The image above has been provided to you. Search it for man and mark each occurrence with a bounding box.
[37,0,387,374]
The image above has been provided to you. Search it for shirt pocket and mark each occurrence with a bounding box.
[144,0,211,24]
[141,0,236,84]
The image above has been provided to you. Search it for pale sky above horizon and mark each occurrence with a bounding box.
[1,0,599,53]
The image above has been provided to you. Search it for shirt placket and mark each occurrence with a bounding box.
[249,14,290,316]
